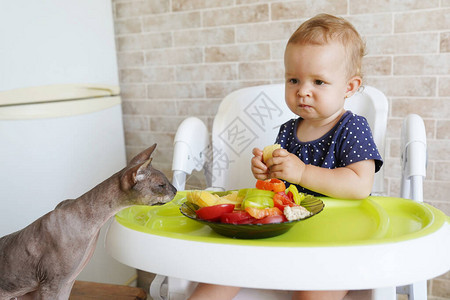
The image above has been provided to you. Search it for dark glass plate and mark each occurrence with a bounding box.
[179,196,324,239]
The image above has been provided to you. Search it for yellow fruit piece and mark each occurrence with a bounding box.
[186,190,245,208]
[221,191,236,201]
[263,144,281,162]
[186,190,201,204]
[186,190,220,207]
[219,191,244,209]
[200,191,221,206]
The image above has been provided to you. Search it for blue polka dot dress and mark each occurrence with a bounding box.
[275,111,383,196]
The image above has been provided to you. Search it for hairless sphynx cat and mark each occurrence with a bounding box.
[0,144,177,300]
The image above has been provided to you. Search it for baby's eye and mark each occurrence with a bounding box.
[315,80,325,85]
[288,78,299,84]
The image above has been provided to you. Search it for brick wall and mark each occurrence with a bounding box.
[112,1,449,298]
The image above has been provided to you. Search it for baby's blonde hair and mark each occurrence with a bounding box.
[287,14,365,78]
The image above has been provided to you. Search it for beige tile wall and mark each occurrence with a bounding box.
[112,0,449,297]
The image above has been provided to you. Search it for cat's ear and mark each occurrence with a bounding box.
[120,158,152,191]
[128,144,156,166]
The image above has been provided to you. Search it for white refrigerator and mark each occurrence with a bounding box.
[0,0,136,285]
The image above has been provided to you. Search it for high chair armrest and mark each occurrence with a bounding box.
[400,114,427,202]
[401,114,427,179]
[172,117,209,190]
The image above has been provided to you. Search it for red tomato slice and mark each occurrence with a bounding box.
[287,191,294,202]
[255,180,266,190]
[256,179,286,193]
[273,192,296,209]
[220,211,255,224]
[273,197,286,211]
[245,206,283,219]
[196,204,235,222]
[254,214,288,224]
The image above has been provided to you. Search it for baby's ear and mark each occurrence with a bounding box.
[345,76,362,98]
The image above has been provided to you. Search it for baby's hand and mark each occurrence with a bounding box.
[251,148,269,180]
[266,148,305,185]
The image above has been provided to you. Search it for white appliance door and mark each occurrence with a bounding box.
[0,86,135,285]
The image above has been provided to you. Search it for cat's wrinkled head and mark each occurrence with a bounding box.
[120,144,177,206]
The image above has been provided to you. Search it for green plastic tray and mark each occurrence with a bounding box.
[115,191,449,247]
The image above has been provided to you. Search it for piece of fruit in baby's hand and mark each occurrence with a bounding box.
[262,144,281,162]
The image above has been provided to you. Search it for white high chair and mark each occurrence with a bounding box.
[152,84,402,300]
[105,84,449,300]
[145,84,437,300]
[100,83,450,300]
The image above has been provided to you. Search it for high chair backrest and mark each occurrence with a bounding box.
[209,84,388,195]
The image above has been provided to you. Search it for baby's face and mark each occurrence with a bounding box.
[284,42,357,125]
